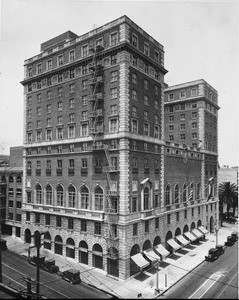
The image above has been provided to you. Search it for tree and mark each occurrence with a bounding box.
[218,182,238,225]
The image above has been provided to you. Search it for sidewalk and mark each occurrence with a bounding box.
[3,223,238,299]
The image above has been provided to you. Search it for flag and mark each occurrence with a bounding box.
[207,177,214,201]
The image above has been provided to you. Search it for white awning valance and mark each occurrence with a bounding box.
[131,253,150,269]
[167,238,181,251]
[143,249,161,262]
[198,226,209,235]
[175,235,190,246]
[154,244,170,260]
[184,231,197,242]
[192,229,204,239]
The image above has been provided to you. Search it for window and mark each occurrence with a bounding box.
[68,125,75,138]
[82,95,87,105]
[82,142,88,151]
[36,107,41,116]
[69,84,75,93]
[81,186,89,209]
[82,111,87,121]
[47,118,51,127]
[110,70,117,82]
[174,184,179,204]
[192,132,197,139]
[144,143,148,151]
[69,144,74,152]
[37,94,41,103]
[131,197,137,213]
[47,104,51,114]
[133,223,138,236]
[58,101,63,111]
[132,34,138,48]
[132,119,138,134]
[82,158,87,168]
[192,112,197,119]
[145,220,149,233]
[57,54,64,66]
[155,217,159,229]
[169,115,174,122]
[143,187,149,210]
[154,50,159,62]
[69,113,75,123]
[82,65,87,75]
[132,90,137,101]
[180,114,185,121]
[36,184,42,204]
[192,122,197,129]
[58,87,63,97]
[144,95,149,106]
[184,210,187,219]
[68,218,74,230]
[132,73,137,84]
[180,134,185,141]
[132,56,137,66]
[57,145,62,154]
[69,98,75,109]
[46,129,52,141]
[144,80,149,90]
[144,42,149,56]
[82,44,89,57]
[56,185,64,206]
[68,185,76,208]
[111,54,117,64]
[155,100,159,109]
[191,88,198,97]
[69,49,75,61]
[111,87,117,99]
[26,212,31,221]
[81,123,88,136]
[154,126,160,139]
[180,90,186,98]
[45,215,50,226]
[132,106,137,118]
[192,208,194,217]
[181,104,185,110]
[165,185,170,206]
[82,80,87,90]
[56,216,62,227]
[155,85,159,95]
[46,185,52,205]
[110,105,117,116]
[81,220,87,232]
[167,214,171,224]
[37,64,42,74]
[180,124,185,131]
[95,186,103,211]
[47,59,52,70]
[110,32,118,45]
[57,116,63,125]
[35,213,40,224]
[144,111,149,120]
[198,206,201,215]
[169,125,174,132]
[94,222,101,235]
[57,127,63,140]
[144,123,149,136]
[58,73,63,82]
[169,93,174,101]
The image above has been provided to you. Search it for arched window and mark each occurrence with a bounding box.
[165,185,170,206]
[81,186,89,209]
[182,183,187,202]
[68,185,76,208]
[95,186,103,211]
[56,185,64,206]
[189,182,194,201]
[46,184,52,205]
[143,187,149,210]
[196,182,201,200]
[36,184,42,204]
[174,184,179,204]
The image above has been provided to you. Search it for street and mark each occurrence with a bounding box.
[1,250,114,299]
[159,240,238,299]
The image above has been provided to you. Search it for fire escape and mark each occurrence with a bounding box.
[89,43,119,259]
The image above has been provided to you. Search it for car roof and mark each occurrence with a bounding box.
[209,248,218,252]
[65,268,79,274]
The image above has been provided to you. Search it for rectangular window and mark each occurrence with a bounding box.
[58,102,63,111]
[82,95,87,105]
[109,119,118,133]
[144,123,149,136]
[192,112,197,119]
[47,104,51,114]
[132,73,137,84]
[169,125,174,132]
[192,122,197,129]
[69,159,74,168]
[47,59,52,70]
[58,87,63,97]
[180,114,185,121]
[180,90,186,98]
[94,222,101,235]
[81,220,87,232]
[82,111,87,121]
[35,213,40,224]
[144,42,149,56]
[82,44,89,57]
[180,134,185,141]
[56,216,62,227]
[69,84,75,93]
[192,132,197,139]
[155,217,159,229]
[37,64,42,74]
[167,214,171,224]
[132,119,138,134]
[69,144,74,152]
[69,113,75,123]
[180,124,185,131]
[145,220,149,233]
[45,215,50,226]
[184,210,187,219]
[111,54,117,64]
[69,50,75,61]
[132,90,137,101]
[110,32,118,45]
[68,125,75,138]
[111,87,117,99]
[58,54,64,66]
[110,105,117,116]
[133,223,138,236]
[110,70,117,82]
[132,34,138,48]
[191,88,198,97]
[176,212,179,222]
[68,218,74,230]
[144,95,149,106]
[169,93,174,101]
[144,80,149,90]
[26,212,31,221]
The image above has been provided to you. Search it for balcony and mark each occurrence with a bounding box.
[89,92,103,102]
[89,43,104,53]
[68,168,75,176]
[89,61,104,72]
[89,76,103,87]
[140,209,154,219]
[89,127,104,135]
[89,109,103,118]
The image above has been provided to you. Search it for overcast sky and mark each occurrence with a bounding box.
[0,0,238,167]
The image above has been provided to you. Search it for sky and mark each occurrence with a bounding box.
[0,0,238,167]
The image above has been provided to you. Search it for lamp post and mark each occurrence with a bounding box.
[155,260,160,294]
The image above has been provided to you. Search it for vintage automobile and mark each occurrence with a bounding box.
[225,236,234,246]
[216,245,225,255]
[231,231,238,242]
[205,248,220,261]
[28,255,59,273]
[59,268,81,284]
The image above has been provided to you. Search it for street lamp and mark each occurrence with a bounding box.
[155,259,160,294]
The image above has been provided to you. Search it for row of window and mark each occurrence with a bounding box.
[168,88,198,101]
[3,175,22,183]
[8,188,22,197]
[169,133,198,142]
[168,123,198,131]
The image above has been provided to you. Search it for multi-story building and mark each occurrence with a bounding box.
[0,146,23,237]
[20,16,219,280]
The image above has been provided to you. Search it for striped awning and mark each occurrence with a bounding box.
[175,235,190,246]
[131,253,150,269]
[143,249,161,262]
[184,231,197,242]
[192,229,204,239]
[167,238,181,251]
[198,226,209,235]
[154,244,170,260]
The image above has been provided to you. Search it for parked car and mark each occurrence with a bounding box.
[225,236,234,246]
[216,245,225,255]
[0,239,7,251]
[205,248,220,261]
[28,256,59,273]
[231,231,238,242]
[59,268,81,284]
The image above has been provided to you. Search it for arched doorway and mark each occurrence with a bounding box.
[54,235,63,255]
[190,222,196,230]
[92,244,103,269]
[79,241,88,265]
[142,240,151,251]
[130,244,140,276]
[165,231,173,252]
[197,219,202,227]
[175,227,181,236]
[43,232,51,250]
[107,247,119,278]
[25,229,31,243]
[66,238,75,259]
[153,236,161,247]
[183,224,189,233]
[210,216,214,233]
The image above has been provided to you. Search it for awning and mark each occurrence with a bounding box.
[192,229,204,239]
[175,235,190,246]
[154,244,170,260]
[167,238,181,251]
[131,253,150,269]
[143,249,161,262]
[184,231,197,242]
[198,226,209,235]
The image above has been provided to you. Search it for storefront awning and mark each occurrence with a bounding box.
[192,229,204,239]
[167,238,181,251]
[198,226,209,235]
[184,231,197,242]
[143,249,161,262]
[154,244,170,260]
[131,253,150,269]
[175,235,190,246]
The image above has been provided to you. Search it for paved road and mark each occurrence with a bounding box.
[159,241,238,299]
[2,250,113,299]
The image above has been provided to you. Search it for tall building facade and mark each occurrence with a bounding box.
[21,16,218,281]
